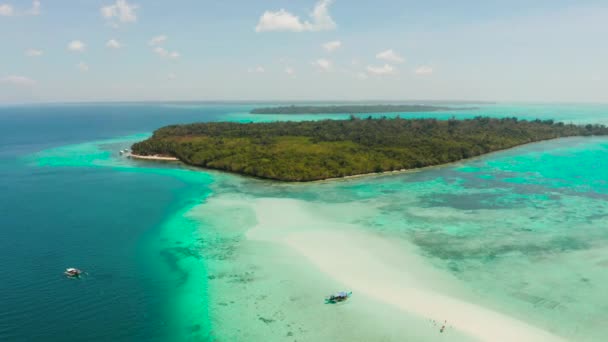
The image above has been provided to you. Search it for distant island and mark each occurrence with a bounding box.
[131,117,608,182]
[250,104,478,114]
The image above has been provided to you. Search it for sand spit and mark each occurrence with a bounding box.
[247,198,565,342]
[128,153,179,161]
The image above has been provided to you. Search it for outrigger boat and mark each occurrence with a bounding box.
[325,291,352,304]
[64,268,83,278]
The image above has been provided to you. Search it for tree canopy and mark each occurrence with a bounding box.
[132,116,608,182]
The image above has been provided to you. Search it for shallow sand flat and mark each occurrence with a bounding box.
[198,196,473,341]
[246,198,565,342]
[206,239,476,341]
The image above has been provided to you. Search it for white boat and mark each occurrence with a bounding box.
[64,268,83,277]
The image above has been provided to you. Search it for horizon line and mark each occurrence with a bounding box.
[2,99,608,107]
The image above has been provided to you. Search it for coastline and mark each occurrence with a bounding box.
[129,136,597,184]
[128,153,179,161]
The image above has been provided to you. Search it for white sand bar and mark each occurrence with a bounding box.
[247,198,565,342]
[129,153,179,161]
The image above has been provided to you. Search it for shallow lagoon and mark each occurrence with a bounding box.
[26,132,608,341]
[2,103,607,341]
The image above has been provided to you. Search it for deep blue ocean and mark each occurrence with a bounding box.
[0,104,245,341]
[1,103,607,341]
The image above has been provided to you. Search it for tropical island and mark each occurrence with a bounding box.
[131,116,608,182]
[250,104,478,114]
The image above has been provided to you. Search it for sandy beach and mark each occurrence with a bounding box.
[128,153,179,161]
[245,198,565,342]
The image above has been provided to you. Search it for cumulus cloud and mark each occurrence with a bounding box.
[0,4,13,16]
[312,58,332,71]
[308,0,336,31]
[323,40,341,52]
[26,0,40,15]
[376,49,404,63]
[367,64,395,75]
[25,48,43,57]
[67,40,86,52]
[153,47,166,56]
[154,47,180,59]
[248,66,265,73]
[0,1,40,16]
[0,75,37,86]
[77,62,89,72]
[255,0,336,32]
[106,39,122,49]
[149,35,179,59]
[101,0,138,23]
[414,66,433,75]
[148,35,167,46]
[255,10,302,32]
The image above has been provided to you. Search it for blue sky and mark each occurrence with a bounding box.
[1,0,607,103]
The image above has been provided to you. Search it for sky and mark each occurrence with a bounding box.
[1,0,607,104]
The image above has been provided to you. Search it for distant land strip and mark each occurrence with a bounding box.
[131,116,608,182]
[250,104,479,114]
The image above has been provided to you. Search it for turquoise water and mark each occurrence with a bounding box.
[1,103,607,341]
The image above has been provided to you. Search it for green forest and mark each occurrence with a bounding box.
[131,116,608,181]
[250,104,476,114]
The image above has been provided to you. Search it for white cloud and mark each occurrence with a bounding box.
[106,39,122,49]
[0,75,36,86]
[255,9,303,32]
[285,66,295,75]
[323,40,341,52]
[154,47,167,56]
[1,1,39,16]
[149,36,179,59]
[101,0,138,24]
[26,0,40,15]
[248,66,265,73]
[308,0,336,31]
[67,40,86,52]
[414,66,433,75]
[149,35,167,46]
[313,58,332,71]
[0,4,13,16]
[167,72,176,80]
[154,47,180,59]
[255,0,336,32]
[367,64,395,75]
[77,62,89,72]
[376,49,405,63]
[25,48,43,57]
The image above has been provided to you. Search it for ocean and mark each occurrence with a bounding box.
[0,103,607,341]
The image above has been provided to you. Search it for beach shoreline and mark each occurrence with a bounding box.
[129,136,603,184]
[128,153,179,161]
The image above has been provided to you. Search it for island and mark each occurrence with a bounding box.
[131,117,608,182]
[250,104,478,114]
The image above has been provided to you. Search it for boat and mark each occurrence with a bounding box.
[325,291,352,304]
[64,268,83,278]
